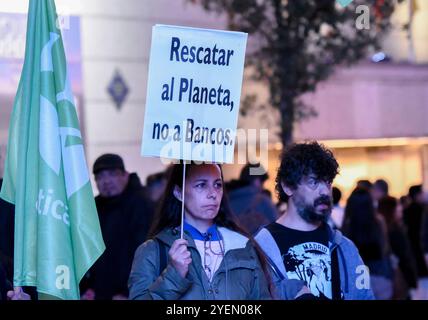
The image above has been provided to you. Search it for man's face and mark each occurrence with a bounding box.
[291,175,333,223]
[95,169,129,197]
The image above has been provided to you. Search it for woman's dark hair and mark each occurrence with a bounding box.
[378,196,398,228]
[342,188,385,259]
[275,141,339,203]
[147,162,273,294]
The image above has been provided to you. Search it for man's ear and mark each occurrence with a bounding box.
[173,185,182,201]
[281,181,294,197]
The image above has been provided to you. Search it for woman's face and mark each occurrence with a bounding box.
[177,164,223,228]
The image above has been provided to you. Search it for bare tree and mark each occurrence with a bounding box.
[191,0,403,146]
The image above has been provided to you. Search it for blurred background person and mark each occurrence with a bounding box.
[356,180,373,193]
[328,186,344,230]
[0,178,38,300]
[404,185,428,278]
[423,204,428,280]
[343,188,393,300]
[227,163,279,235]
[145,169,169,206]
[0,178,14,288]
[0,261,11,300]
[80,153,154,300]
[372,179,389,208]
[378,196,418,300]
[403,185,428,299]
[400,195,412,212]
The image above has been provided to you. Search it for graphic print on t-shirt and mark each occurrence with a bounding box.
[282,242,332,299]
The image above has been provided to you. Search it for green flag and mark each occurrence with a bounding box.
[0,0,105,300]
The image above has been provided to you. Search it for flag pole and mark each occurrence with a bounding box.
[180,162,186,239]
[1,0,106,299]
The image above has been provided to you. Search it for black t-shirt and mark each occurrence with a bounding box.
[266,222,332,299]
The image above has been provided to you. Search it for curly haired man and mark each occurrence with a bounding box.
[255,141,374,300]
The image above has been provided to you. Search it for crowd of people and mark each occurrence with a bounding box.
[333,179,428,300]
[1,141,428,300]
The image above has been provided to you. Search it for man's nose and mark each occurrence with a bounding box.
[100,176,114,187]
[318,182,331,196]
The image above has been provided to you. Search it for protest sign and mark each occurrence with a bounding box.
[141,24,247,163]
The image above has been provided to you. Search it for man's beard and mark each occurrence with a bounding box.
[296,195,332,224]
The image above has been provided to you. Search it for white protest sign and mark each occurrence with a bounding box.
[141,25,247,163]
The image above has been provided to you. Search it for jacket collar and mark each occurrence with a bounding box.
[183,221,221,241]
[326,222,343,249]
[155,226,249,253]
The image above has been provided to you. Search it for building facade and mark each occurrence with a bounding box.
[0,0,427,199]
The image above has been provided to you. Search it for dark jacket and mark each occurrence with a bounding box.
[388,223,418,289]
[0,262,12,300]
[84,173,154,299]
[404,202,428,277]
[128,226,271,300]
[422,207,428,255]
[0,178,14,282]
[255,224,375,300]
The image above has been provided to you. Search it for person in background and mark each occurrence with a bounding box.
[400,195,411,212]
[403,185,428,278]
[81,153,154,300]
[423,204,428,281]
[1,179,37,300]
[227,163,278,235]
[356,179,373,193]
[378,196,418,299]
[372,179,389,208]
[145,170,169,205]
[343,188,393,299]
[403,185,428,299]
[0,262,10,300]
[0,178,14,286]
[329,186,344,230]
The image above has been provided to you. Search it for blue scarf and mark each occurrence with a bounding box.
[183,221,221,241]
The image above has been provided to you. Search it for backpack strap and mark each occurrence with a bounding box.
[331,248,342,300]
[155,238,168,275]
[265,254,285,280]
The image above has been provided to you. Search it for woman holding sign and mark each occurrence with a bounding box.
[128,163,272,300]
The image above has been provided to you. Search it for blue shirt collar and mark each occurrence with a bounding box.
[183,221,220,241]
